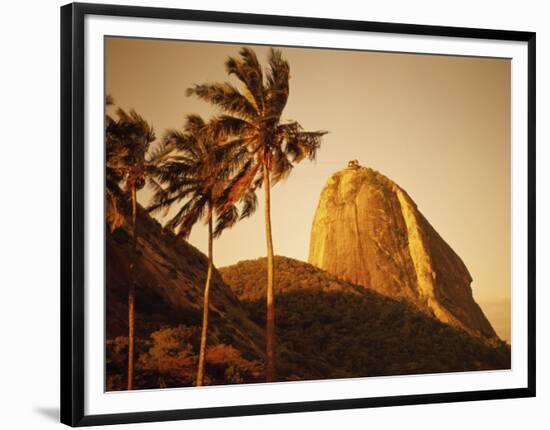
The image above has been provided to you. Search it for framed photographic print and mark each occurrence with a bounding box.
[60,2,536,426]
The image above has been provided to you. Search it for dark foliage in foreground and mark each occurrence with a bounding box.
[220,256,511,380]
[106,206,267,391]
[107,325,263,390]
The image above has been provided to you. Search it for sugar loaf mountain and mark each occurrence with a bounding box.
[106,161,510,390]
[309,161,496,338]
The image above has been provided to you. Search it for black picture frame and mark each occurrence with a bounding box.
[60,2,536,427]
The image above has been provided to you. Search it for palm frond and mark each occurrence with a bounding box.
[278,122,328,162]
[175,196,208,239]
[186,83,259,120]
[213,205,239,238]
[184,114,206,135]
[238,189,258,220]
[146,139,178,166]
[164,194,205,234]
[162,129,201,160]
[265,48,290,121]
[213,138,246,164]
[207,115,251,141]
[270,147,293,184]
[146,176,168,203]
[252,174,264,189]
[225,47,265,113]
[223,160,260,209]
[148,178,198,213]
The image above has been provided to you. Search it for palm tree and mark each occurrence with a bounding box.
[105,96,128,232]
[148,114,248,386]
[105,100,156,390]
[187,47,326,381]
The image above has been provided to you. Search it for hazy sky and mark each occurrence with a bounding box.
[105,37,511,341]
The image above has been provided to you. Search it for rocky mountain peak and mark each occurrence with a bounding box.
[308,165,497,339]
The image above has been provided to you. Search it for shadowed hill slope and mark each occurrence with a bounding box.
[106,207,267,389]
[220,256,510,380]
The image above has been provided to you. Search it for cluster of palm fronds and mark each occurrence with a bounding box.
[106,46,327,389]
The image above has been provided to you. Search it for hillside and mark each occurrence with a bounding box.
[220,256,510,380]
[106,206,267,390]
[106,204,510,388]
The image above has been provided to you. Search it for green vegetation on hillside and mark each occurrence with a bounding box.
[107,325,264,389]
[220,256,510,381]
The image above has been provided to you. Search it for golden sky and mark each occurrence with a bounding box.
[105,37,511,341]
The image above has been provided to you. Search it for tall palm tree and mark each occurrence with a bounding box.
[187,47,326,381]
[148,114,249,386]
[105,100,156,390]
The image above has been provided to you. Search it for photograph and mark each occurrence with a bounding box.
[104,36,512,391]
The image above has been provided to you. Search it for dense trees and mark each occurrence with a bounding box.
[220,256,511,380]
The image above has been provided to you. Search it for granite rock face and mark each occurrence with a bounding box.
[308,164,497,338]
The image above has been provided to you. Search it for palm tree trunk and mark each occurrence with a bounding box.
[197,205,214,386]
[127,185,137,390]
[263,163,276,382]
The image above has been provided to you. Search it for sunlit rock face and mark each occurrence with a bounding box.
[308,164,497,339]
